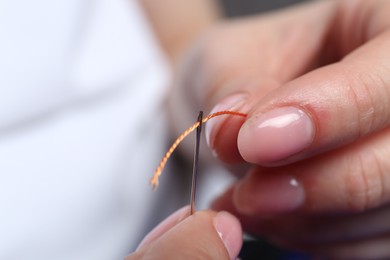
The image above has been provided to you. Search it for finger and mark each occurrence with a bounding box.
[201,0,337,163]
[203,0,390,166]
[172,0,336,163]
[272,229,390,260]
[238,4,390,165]
[236,126,390,215]
[211,128,390,249]
[136,206,190,250]
[204,79,278,164]
[127,210,242,260]
[213,187,390,259]
[311,233,390,260]
[269,206,390,248]
[215,200,390,246]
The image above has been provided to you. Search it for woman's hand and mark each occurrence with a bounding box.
[174,0,390,258]
[125,206,242,259]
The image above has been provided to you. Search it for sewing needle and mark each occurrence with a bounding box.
[190,111,203,215]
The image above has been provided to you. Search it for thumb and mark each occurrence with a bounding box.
[238,30,390,166]
[126,207,242,260]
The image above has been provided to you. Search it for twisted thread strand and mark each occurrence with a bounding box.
[150,110,247,189]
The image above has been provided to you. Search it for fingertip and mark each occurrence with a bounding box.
[139,209,243,260]
[205,93,248,163]
[238,106,315,165]
[213,211,243,260]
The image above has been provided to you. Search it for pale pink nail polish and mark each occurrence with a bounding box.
[234,173,304,214]
[213,211,243,260]
[205,94,247,149]
[238,107,314,164]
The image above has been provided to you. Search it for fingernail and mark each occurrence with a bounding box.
[238,107,314,164]
[205,94,247,148]
[213,211,242,260]
[234,173,305,214]
[137,206,190,250]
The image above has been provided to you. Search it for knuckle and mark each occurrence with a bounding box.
[344,151,385,212]
[346,64,390,138]
[345,73,376,138]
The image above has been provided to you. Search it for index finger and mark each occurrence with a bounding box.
[206,0,390,166]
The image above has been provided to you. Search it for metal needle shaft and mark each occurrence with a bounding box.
[190,111,203,215]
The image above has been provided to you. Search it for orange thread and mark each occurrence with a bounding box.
[150,110,247,190]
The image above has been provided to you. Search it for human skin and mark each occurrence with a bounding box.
[125,207,242,260]
[171,0,390,258]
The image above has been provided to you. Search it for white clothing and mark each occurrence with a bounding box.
[0,0,171,259]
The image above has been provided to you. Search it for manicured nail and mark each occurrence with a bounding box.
[205,94,247,148]
[137,206,190,250]
[238,107,314,164]
[234,173,305,214]
[213,211,243,260]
